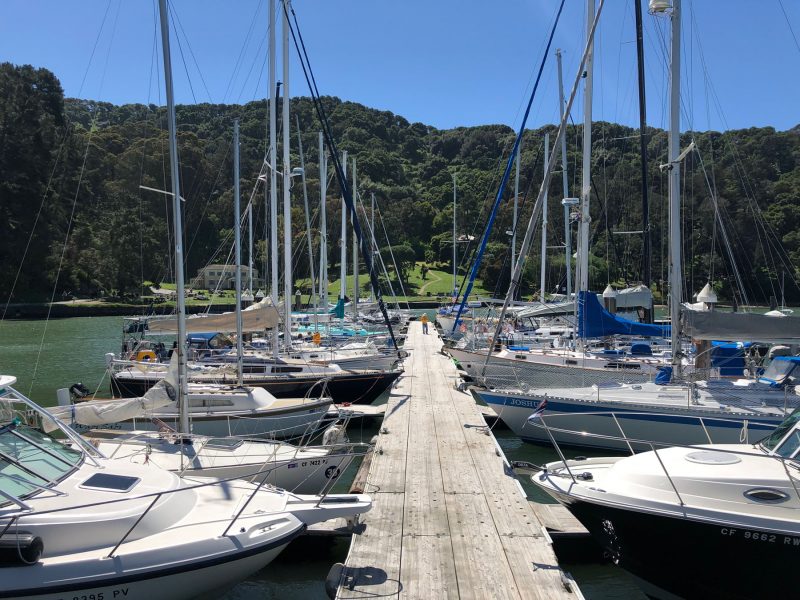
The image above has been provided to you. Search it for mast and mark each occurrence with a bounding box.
[635,0,652,321]
[269,0,279,358]
[296,115,317,326]
[667,0,682,372]
[577,0,595,295]
[452,173,457,298]
[481,0,605,376]
[556,49,572,300]
[512,138,521,281]
[247,203,253,296]
[352,158,359,318]
[157,0,188,435]
[540,133,549,302]
[319,132,328,309]
[233,120,244,386]
[281,0,292,346]
[340,151,347,302]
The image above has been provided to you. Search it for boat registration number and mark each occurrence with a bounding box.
[58,589,129,600]
[720,528,800,545]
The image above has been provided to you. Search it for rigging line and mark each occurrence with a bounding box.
[236,28,269,104]
[76,0,113,98]
[222,0,265,103]
[169,2,213,102]
[167,5,197,104]
[452,0,566,334]
[185,140,233,258]
[778,0,800,57]
[284,2,400,354]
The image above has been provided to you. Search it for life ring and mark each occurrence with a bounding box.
[136,350,157,362]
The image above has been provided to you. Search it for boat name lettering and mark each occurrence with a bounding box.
[58,589,129,600]
[509,398,537,408]
[300,459,328,467]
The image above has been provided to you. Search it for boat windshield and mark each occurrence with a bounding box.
[759,359,799,386]
[760,408,800,454]
[0,422,82,505]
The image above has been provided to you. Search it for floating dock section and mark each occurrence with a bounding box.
[333,321,581,599]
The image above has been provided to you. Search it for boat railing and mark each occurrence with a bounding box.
[1,444,366,557]
[528,411,800,507]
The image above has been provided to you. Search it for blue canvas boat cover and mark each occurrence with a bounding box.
[578,291,670,339]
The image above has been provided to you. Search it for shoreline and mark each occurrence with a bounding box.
[3,300,445,320]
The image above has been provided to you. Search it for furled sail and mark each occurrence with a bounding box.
[45,357,179,432]
[681,308,800,344]
[146,297,279,334]
[577,291,670,339]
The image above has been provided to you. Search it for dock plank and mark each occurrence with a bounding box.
[336,322,578,600]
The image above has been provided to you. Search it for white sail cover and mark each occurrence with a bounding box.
[681,308,800,343]
[146,298,279,334]
[45,357,179,432]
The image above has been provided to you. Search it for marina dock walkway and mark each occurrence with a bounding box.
[334,321,580,599]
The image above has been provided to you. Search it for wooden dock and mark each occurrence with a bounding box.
[332,321,582,599]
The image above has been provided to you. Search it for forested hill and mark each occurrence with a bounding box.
[3,61,800,305]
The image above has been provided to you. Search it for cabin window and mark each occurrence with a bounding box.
[271,366,303,373]
[774,428,800,459]
[761,409,800,452]
[188,398,235,408]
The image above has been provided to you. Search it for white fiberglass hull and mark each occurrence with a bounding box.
[477,386,788,451]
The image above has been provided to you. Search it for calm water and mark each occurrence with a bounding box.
[0,314,644,599]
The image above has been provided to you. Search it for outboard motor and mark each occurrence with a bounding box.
[69,382,90,400]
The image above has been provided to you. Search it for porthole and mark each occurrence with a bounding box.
[744,488,790,503]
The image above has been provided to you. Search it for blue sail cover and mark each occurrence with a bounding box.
[577,291,670,339]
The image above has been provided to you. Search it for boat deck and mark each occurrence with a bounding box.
[333,321,580,599]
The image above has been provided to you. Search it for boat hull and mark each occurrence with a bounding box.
[0,526,300,600]
[549,494,798,600]
[478,390,780,450]
[110,370,402,405]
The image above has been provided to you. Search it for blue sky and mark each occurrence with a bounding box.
[1,1,798,133]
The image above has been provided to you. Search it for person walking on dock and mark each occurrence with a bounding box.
[421,313,429,334]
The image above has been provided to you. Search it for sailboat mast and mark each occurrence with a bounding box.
[667,0,682,371]
[340,151,347,301]
[452,173,457,298]
[296,115,317,327]
[281,0,292,346]
[577,0,595,295]
[157,0,188,435]
[319,132,328,309]
[635,0,652,304]
[269,0,279,358]
[247,203,253,295]
[512,140,521,279]
[556,49,572,300]
[352,158,358,318]
[540,133,549,302]
[233,119,244,386]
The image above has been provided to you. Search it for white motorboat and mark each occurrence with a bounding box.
[0,375,372,600]
[529,408,800,599]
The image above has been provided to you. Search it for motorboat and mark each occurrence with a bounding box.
[0,375,372,600]
[529,408,800,599]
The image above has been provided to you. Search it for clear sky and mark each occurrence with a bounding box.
[1,0,798,133]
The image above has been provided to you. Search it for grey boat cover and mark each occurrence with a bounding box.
[681,309,800,343]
